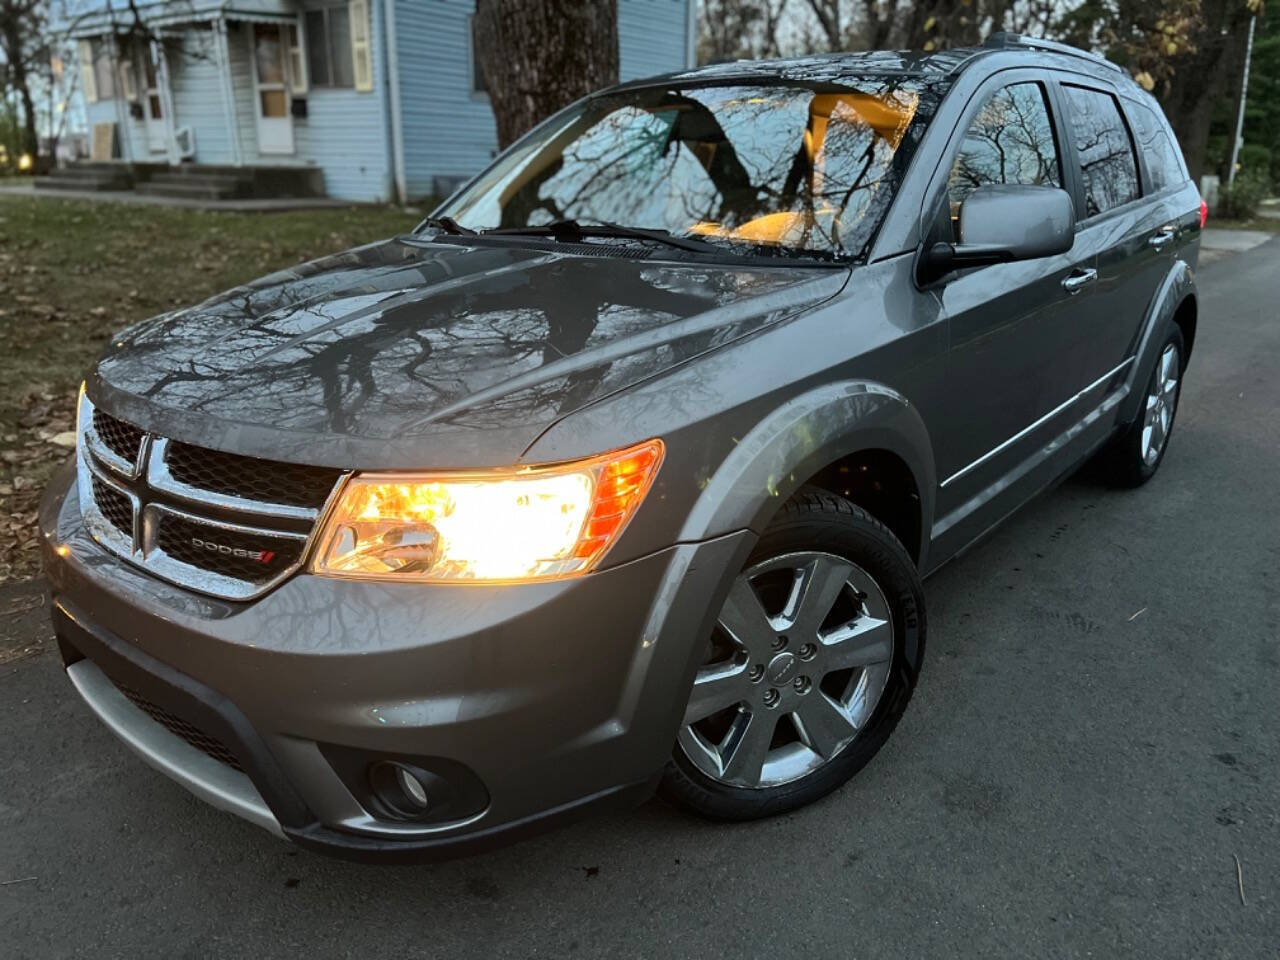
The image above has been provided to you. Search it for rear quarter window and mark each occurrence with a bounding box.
[1062,85,1141,217]
[1126,99,1188,192]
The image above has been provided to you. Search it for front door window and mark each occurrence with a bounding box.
[253,24,294,155]
[946,82,1062,239]
[142,50,166,154]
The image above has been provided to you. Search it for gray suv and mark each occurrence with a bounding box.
[40,34,1201,860]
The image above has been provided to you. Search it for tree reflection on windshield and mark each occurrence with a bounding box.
[439,79,946,260]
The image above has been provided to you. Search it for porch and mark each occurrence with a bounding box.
[65,1,390,202]
[35,161,326,201]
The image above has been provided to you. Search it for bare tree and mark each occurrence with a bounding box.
[700,0,792,62]
[0,0,46,164]
[474,0,620,151]
[802,0,844,49]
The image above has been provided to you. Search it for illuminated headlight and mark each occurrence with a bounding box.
[311,439,663,582]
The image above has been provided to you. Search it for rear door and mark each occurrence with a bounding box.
[1055,80,1169,386]
[1124,95,1202,268]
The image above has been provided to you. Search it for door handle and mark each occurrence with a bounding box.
[1148,228,1177,249]
[1062,268,1098,295]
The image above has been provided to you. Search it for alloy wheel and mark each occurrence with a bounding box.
[1142,342,1181,466]
[677,551,894,789]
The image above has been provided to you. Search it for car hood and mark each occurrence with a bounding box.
[90,237,848,469]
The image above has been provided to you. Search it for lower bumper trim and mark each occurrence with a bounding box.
[66,659,284,838]
[284,772,661,864]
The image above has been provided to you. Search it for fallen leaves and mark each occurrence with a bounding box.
[0,194,418,585]
[0,388,77,582]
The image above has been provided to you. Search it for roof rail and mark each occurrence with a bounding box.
[982,32,1125,75]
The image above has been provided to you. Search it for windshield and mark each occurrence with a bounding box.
[435,78,946,260]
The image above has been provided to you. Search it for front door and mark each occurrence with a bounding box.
[142,50,167,154]
[252,23,294,155]
[933,77,1093,491]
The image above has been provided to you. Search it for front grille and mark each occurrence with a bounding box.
[154,512,305,585]
[77,393,345,600]
[114,681,244,773]
[90,475,133,536]
[165,441,342,509]
[92,408,144,467]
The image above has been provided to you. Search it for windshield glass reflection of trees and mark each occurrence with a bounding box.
[439,81,940,259]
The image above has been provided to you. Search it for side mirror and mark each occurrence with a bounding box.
[926,184,1075,277]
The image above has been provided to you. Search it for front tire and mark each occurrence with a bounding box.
[660,490,925,821]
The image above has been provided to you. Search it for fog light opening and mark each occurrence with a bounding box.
[369,760,437,820]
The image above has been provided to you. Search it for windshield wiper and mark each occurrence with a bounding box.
[482,219,726,255]
[417,215,477,237]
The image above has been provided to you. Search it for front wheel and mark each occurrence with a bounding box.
[660,490,926,821]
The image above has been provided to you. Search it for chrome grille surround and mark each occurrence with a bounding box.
[75,390,347,601]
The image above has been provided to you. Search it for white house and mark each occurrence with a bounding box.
[59,0,696,201]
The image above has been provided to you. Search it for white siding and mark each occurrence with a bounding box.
[229,22,261,160]
[290,0,393,200]
[393,0,693,202]
[168,28,235,163]
[618,0,692,82]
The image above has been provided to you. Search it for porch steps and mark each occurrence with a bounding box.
[136,164,326,201]
[137,172,251,200]
[35,163,134,192]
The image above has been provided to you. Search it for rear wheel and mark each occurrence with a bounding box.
[1098,325,1184,487]
[660,490,925,820]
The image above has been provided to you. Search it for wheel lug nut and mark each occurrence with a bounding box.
[798,643,816,660]
[771,635,788,650]
[762,688,780,708]
[748,664,765,683]
[793,676,811,695]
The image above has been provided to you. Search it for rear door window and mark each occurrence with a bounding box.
[1062,85,1140,217]
[946,82,1062,239]
[1126,99,1187,192]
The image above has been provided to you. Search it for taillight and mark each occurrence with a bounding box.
[1199,199,1209,229]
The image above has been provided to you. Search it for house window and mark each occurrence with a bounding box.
[93,40,117,100]
[79,38,118,103]
[306,6,354,88]
[119,57,138,101]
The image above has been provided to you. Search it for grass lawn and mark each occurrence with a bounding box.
[0,195,420,583]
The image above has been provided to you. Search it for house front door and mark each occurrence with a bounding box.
[142,51,167,154]
[252,23,294,155]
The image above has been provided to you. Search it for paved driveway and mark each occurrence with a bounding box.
[2,241,1278,959]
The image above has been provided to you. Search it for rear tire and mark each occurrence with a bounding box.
[660,489,925,821]
[1097,325,1185,487]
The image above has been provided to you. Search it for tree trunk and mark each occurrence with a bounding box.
[803,0,843,50]
[17,64,38,160]
[1,15,38,159]
[1159,0,1256,185]
[474,0,620,152]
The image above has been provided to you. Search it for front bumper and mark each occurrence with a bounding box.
[40,460,751,861]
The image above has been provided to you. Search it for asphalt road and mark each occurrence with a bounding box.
[3,240,1279,959]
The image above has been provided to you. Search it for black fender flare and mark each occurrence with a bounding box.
[1118,258,1196,426]
[676,379,937,567]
